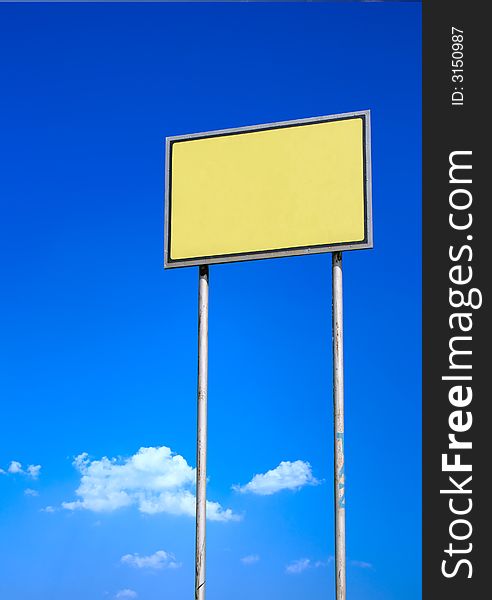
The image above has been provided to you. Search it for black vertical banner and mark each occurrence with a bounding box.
[423,2,489,599]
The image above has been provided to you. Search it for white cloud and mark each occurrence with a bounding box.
[234,461,319,496]
[115,590,137,599]
[241,554,260,565]
[41,506,56,513]
[121,550,181,570]
[26,465,42,479]
[286,558,311,574]
[24,488,39,497]
[8,461,23,474]
[2,461,41,479]
[286,557,333,574]
[351,560,373,570]
[62,446,240,522]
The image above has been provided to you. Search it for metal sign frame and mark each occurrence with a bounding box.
[164,110,372,269]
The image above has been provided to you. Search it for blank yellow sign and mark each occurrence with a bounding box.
[165,112,371,268]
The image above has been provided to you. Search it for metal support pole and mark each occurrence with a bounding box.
[332,252,346,600]
[195,265,209,600]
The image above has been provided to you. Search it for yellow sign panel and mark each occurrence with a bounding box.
[165,112,372,268]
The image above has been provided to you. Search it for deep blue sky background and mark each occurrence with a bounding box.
[0,3,421,600]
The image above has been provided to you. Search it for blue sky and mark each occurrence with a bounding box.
[0,3,421,600]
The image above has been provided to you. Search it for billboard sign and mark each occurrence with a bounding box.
[165,111,372,268]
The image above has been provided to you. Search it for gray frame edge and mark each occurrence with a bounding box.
[164,110,373,269]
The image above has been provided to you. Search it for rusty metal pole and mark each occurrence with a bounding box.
[332,252,346,600]
[195,265,209,600]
